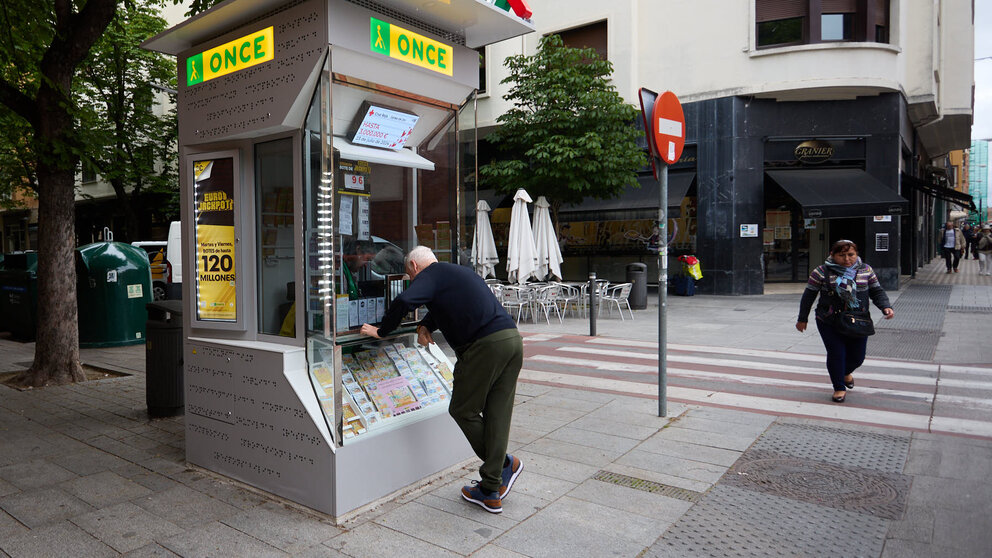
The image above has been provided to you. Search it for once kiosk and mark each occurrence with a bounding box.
[143,0,533,521]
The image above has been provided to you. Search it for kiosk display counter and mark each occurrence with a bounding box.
[142,0,534,521]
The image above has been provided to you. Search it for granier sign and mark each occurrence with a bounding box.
[186,27,274,86]
[369,17,453,76]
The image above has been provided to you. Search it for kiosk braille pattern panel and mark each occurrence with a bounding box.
[179,0,326,145]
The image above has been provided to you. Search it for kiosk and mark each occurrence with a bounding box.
[143,0,533,521]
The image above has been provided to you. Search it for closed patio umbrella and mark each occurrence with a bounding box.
[506,188,538,284]
[471,200,499,278]
[532,196,563,281]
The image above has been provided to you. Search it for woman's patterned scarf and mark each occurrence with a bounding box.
[824,256,861,310]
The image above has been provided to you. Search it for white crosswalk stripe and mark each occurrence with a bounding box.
[519,334,992,438]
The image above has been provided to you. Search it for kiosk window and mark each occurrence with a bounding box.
[255,138,296,336]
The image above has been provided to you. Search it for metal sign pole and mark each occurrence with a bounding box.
[658,161,668,417]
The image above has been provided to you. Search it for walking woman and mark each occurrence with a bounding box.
[796,240,895,403]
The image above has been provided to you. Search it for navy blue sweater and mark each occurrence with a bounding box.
[377,262,516,350]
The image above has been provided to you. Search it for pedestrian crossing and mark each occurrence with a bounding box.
[519,333,992,439]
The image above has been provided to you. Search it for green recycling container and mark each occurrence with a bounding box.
[0,252,39,339]
[76,242,153,347]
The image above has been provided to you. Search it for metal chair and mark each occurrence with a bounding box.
[553,282,581,318]
[501,285,531,323]
[531,284,563,324]
[599,282,633,321]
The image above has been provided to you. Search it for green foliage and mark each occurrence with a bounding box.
[76,2,178,220]
[176,0,224,17]
[480,34,646,209]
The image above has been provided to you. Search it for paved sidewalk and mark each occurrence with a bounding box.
[0,257,989,557]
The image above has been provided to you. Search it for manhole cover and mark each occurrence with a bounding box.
[724,450,909,520]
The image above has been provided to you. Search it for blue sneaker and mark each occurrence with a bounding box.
[499,455,523,500]
[461,481,502,513]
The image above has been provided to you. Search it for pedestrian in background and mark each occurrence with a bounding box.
[796,240,895,403]
[359,246,524,514]
[961,223,976,260]
[977,225,992,276]
[941,222,965,273]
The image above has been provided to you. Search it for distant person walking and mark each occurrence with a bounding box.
[796,240,894,403]
[961,223,976,260]
[977,225,992,276]
[359,246,523,514]
[941,222,965,273]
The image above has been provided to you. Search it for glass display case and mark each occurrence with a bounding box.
[302,72,465,446]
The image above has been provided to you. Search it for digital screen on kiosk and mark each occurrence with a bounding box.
[349,102,419,150]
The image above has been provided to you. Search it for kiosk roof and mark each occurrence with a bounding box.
[143,0,536,55]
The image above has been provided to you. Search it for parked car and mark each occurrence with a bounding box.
[132,221,183,301]
[131,241,170,301]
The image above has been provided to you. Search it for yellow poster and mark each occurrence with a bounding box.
[194,158,237,321]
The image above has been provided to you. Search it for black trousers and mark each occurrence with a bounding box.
[816,319,867,392]
[942,247,961,270]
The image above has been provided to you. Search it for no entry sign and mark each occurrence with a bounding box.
[652,91,684,165]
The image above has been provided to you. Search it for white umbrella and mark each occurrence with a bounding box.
[506,188,538,284]
[471,200,499,278]
[532,196,563,281]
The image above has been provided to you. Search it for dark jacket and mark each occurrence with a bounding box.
[377,262,516,350]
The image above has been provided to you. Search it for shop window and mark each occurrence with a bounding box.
[255,138,296,337]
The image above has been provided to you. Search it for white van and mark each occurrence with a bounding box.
[165,221,182,299]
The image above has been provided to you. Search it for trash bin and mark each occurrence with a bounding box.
[146,300,184,417]
[671,274,695,296]
[76,241,153,347]
[626,262,648,309]
[0,252,39,339]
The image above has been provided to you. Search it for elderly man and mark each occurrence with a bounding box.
[941,222,965,273]
[360,246,523,514]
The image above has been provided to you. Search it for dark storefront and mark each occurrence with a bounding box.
[683,92,914,293]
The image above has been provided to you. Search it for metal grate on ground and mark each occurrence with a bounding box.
[866,330,942,361]
[592,470,701,502]
[876,284,951,332]
[646,485,889,558]
[947,305,992,314]
[749,422,911,474]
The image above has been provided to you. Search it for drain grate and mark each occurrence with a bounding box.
[592,471,701,502]
[947,305,992,314]
[877,284,950,332]
[750,422,911,474]
[722,450,910,520]
[866,330,941,361]
[647,485,889,558]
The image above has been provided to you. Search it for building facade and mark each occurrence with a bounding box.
[970,140,990,223]
[476,0,974,292]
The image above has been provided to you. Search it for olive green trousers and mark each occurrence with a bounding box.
[448,328,523,494]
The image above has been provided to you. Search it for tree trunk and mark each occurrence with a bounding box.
[19,164,84,386]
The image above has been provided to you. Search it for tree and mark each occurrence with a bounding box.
[0,0,118,386]
[480,34,646,224]
[76,2,178,241]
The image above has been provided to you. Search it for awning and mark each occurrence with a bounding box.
[333,137,435,171]
[766,169,908,219]
[900,172,976,211]
[562,172,695,213]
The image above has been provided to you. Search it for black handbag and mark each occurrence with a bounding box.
[834,309,875,338]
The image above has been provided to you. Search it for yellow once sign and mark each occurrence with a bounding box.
[186,27,274,86]
[370,18,453,76]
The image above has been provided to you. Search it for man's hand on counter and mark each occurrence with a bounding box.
[417,325,433,346]
[359,324,381,338]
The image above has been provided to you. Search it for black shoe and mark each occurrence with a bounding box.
[844,376,854,389]
[832,394,846,403]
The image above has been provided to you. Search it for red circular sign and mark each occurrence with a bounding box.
[652,91,685,165]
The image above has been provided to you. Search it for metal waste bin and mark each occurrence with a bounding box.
[0,252,38,339]
[626,262,648,309]
[146,300,184,417]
